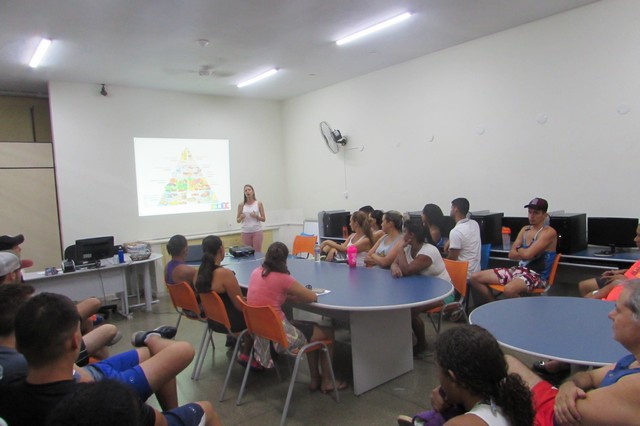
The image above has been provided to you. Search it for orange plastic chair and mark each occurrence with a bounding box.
[427,259,469,333]
[234,296,340,426]
[196,291,247,395]
[292,234,317,259]
[489,253,562,296]
[164,281,212,379]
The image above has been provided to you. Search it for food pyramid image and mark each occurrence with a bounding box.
[159,148,218,206]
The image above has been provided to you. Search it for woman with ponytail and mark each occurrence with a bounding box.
[398,325,534,426]
[195,235,254,366]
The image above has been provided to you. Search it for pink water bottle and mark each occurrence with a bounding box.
[347,245,357,268]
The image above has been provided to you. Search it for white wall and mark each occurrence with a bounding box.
[49,82,286,247]
[282,0,640,218]
[47,0,640,251]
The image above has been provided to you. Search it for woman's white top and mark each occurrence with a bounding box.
[467,403,510,426]
[241,202,262,233]
[403,243,451,282]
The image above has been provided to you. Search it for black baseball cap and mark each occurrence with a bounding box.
[0,234,24,251]
[524,198,548,212]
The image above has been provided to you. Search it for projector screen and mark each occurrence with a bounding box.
[134,137,231,216]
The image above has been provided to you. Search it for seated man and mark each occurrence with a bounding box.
[470,197,557,303]
[0,234,34,271]
[508,279,640,425]
[0,284,175,402]
[0,251,119,366]
[444,197,481,279]
[578,224,640,296]
[0,292,220,426]
[0,284,34,386]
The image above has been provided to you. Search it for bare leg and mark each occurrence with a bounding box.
[411,309,427,352]
[82,324,118,360]
[140,336,195,410]
[76,297,102,334]
[197,401,222,426]
[578,278,599,297]
[469,270,501,304]
[502,278,528,298]
[253,231,263,252]
[308,325,342,391]
[505,354,542,389]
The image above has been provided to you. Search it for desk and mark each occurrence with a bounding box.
[227,258,453,395]
[469,297,627,366]
[491,246,640,268]
[23,253,162,317]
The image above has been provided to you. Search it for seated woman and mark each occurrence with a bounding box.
[369,209,385,244]
[320,211,373,266]
[164,234,200,320]
[194,235,255,366]
[364,210,403,269]
[247,242,348,392]
[398,325,534,426]
[391,219,451,357]
[577,225,640,296]
[164,234,197,286]
[422,203,447,250]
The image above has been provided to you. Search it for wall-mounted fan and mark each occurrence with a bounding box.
[320,121,348,154]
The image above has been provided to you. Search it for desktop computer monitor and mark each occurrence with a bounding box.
[318,210,352,239]
[75,236,115,265]
[588,217,639,255]
[470,212,504,247]
[549,213,587,254]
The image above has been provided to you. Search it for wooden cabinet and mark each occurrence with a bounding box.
[0,96,61,269]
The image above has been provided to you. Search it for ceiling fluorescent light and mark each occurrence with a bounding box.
[336,12,412,46]
[29,38,52,68]
[237,69,279,88]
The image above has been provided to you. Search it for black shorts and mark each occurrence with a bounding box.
[596,276,609,288]
[290,320,315,341]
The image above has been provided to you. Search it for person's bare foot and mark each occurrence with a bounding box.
[308,377,320,391]
[320,379,348,393]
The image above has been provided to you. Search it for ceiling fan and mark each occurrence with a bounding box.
[164,65,234,78]
[320,121,348,154]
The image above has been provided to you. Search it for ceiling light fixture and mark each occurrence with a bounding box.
[29,38,52,68]
[237,68,279,88]
[336,12,412,46]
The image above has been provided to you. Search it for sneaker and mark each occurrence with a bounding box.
[225,335,237,348]
[397,415,414,426]
[107,331,123,346]
[131,325,178,347]
[92,314,105,327]
[237,353,264,372]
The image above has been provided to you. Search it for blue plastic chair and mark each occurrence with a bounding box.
[480,243,491,270]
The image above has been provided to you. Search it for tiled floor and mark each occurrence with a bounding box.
[107,296,535,426]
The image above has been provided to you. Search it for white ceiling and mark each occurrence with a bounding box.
[0,0,598,100]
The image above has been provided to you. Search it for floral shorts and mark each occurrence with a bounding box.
[493,266,546,290]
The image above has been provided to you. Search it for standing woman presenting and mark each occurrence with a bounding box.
[237,184,266,252]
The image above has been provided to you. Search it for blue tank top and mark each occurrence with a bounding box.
[600,354,640,387]
[519,226,556,280]
[165,259,184,284]
[375,234,401,257]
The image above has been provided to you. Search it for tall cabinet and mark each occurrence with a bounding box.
[0,96,61,269]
